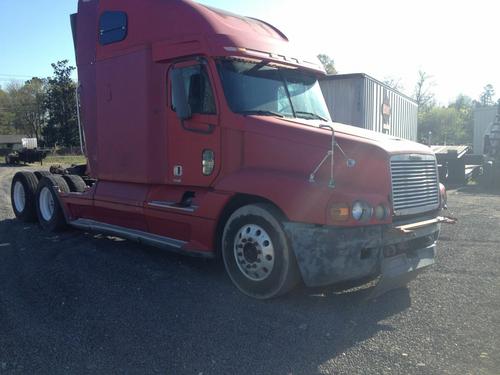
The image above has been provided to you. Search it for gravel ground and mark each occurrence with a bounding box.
[0,165,498,375]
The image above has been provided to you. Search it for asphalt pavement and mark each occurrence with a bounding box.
[0,165,498,374]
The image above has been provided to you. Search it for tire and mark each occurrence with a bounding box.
[62,174,86,193]
[36,175,70,232]
[221,203,300,299]
[34,170,52,180]
[11,171,39,222]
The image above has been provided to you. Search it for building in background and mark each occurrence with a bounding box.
[473,106,497,154]
[320,73,418,141]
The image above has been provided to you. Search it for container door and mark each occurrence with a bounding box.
[166,59,221,187]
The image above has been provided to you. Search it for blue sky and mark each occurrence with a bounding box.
[0,1,77,82]
[1,0,498,104]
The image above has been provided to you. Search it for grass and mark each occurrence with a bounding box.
[30,154,87,167]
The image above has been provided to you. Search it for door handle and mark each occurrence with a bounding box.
[181,120,215,135]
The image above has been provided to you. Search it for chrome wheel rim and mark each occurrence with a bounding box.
[39,186,55,221]
[13,181,26,213]
[234,224,275,281]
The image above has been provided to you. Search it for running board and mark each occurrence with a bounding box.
[69,218,213,258]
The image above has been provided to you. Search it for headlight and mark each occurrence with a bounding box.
[374,204,389,220]
[352,201,372,221]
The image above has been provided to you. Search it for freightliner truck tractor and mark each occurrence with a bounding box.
[10,0,452,299]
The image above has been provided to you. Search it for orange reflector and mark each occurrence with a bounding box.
[330,204,350,222]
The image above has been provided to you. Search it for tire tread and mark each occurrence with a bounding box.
[11,171,39,222]
[62,174,86,193]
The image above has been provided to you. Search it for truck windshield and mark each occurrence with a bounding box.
[216,58,332,122]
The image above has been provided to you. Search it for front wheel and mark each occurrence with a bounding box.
[221,204,300,299]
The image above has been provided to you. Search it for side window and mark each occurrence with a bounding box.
[171,65,216,115]
[99,11,127,45]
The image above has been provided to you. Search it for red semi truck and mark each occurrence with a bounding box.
[10,0,449,299]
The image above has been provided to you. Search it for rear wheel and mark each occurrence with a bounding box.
[34,170,52,180]
[62,174,86,193]
[36,176,70,232]
[221,203,300,299]
[11,172,39,222]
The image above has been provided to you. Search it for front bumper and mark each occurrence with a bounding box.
[283,218,441,289]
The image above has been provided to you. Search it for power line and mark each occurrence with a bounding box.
[0,73,42,78]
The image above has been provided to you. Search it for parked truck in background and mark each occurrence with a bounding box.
[10,0,450,299]
[5,138,49,165]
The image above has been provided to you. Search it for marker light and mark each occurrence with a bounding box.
[202,149,215,176]
[439,183,447,209]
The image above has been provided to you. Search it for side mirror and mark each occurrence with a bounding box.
[171,68,192,120]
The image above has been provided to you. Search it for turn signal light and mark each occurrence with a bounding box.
[330,203,350,222]
[202,149,215,176]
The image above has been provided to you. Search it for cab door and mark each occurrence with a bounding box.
[166,59,221,187]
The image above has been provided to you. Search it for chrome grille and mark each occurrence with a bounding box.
[390,154,439,216]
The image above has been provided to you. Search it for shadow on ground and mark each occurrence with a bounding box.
[0,218,411,374]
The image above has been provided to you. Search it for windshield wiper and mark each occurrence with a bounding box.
[295,111,328,122]
[237,110,284,118]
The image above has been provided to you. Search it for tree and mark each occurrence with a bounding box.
[383,76,403,91]
[317,54,337,74]
[6,78,47,139]
[417,95,474,146]
[0,87,15,135]
[418,107,460,145]
[44,60,78,147]
[413,70,435,111]
[450,94,474,144]
[479,84,495,106]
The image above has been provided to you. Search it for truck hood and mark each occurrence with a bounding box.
[240,115,435,177]
[277,117,433,155]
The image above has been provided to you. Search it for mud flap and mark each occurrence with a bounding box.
[367,245,436,300]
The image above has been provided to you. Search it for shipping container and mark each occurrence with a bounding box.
[320,73,418,141]
[473,106,497,154]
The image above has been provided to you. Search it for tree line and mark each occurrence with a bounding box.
[318,54,498,146]
[2,56,498,148]
[0,60,79,147]
[412,71,497,145]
